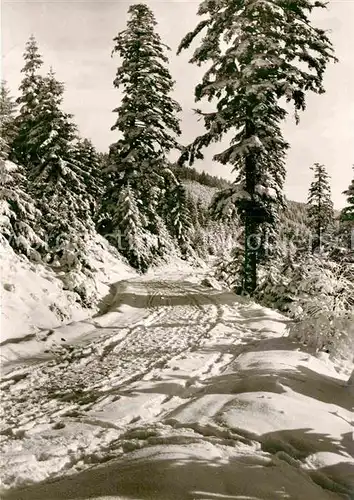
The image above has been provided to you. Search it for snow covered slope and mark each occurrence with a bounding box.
[1,270,353,500]
[183,180,218,207]
[0,235,135,346]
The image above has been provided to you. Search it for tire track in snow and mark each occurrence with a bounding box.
[0,278,262,491]
[0,279,227,436]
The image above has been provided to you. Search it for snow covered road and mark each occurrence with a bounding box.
[1,272,353,499]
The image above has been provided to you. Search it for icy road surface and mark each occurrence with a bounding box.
[1,270,353,499]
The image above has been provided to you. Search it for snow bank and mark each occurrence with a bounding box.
[1,239,84,343]
[0,235,135,346]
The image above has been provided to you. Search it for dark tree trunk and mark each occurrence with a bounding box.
[243,123,259,294]
[244,215,259,294]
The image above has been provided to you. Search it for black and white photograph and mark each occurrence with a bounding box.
[1,0,353,498]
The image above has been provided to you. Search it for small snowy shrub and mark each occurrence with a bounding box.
[257,254,353,313]
[288,310,354,362]
[214,245,244,290]
[257,254,354,361]
[59,268,97,307]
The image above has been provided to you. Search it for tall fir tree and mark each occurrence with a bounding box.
[73,138,104,218]
[0,81,18,160]
[0,82,45,258]
[341,167,354,223]
[340,166,354,254]
[100,4,185,270]
[177,0,336,294]
[164,182,192,254]
[111,183,153,271]
[307,163,334,252]
[25,68,95,279]
[11,35,44,167]
[0,161,45,259]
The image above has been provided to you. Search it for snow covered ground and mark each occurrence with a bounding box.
[1,265,353,500]
[0,235,135,348]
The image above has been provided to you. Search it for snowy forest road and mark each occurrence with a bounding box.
[1,276,254,441]
[1,272,353,500]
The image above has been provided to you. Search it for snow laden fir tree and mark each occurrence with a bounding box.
[0,82,18,158]
[178,0,337,294]
[0,81,45,258]
[27,68,96,277]
[7,37,99,304]
[340,166,354,249]
[11,35,44,168]
[307,163,334,252]
[99,3,192,271]
[341,167,354,224]
[72,138,104,219]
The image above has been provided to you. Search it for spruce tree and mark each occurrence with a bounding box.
[0,161,45,259]
[11,35,44,167]
[164,182,192,253]
[307,163,334,252]
[177,0,336,294]
[0,83,44,258]
[0,81,17,160]
[187,195,200,228]
[26,68,95,277]
[341,167,354,223]
[110,184,152,271]
[101,4,183,269]
[73,138,104,218]
[109,3,181,180]
[339,167,354,254]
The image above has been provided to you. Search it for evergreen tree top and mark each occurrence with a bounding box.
[109,2,181,168]
[307,163,333,200]
[0,81,16,125]
[21,35,43,76]
[17,36,44,115]
[343,166,354,199]
[41,68,66,107]
[307,162,334,240]
[177,0,337,168]
[112,3,172,75]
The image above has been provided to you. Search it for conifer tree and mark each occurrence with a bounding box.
[26,68,95,275]
[177,0,336,294]
[339,167,354,254]
[11,35,44,167]
[0,81,17,160]
[307,163,334,252]
[101,4,183,269]
[0,83,44,258]
[109,4,181,181]
[341,167,354,223]
[110,184,152,271]
[73,138,104,218]
[187,195,200,228]
[164,182,192,253]
[0,161,45,259]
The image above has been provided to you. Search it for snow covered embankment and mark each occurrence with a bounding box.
[0,235,136,364]
[1,272,353,499]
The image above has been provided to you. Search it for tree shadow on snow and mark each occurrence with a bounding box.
[260,428,352,460]
[181,337,352,411]
[3,430,353,500]
[95,280,252,316]
[309,460,354,498]
[259,428,354,498]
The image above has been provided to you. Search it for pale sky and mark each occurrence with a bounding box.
[1,0,353,208]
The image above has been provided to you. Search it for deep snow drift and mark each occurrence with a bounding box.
[1,266,353,500]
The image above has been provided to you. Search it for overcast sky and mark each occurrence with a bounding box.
[2,0,353,208]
